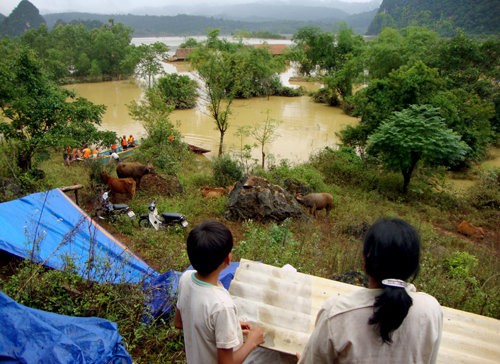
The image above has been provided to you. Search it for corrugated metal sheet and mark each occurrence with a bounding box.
[229,259,500,363]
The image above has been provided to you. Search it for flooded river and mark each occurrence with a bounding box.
[65,66,358,164]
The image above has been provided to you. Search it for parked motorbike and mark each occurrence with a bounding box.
[94,191,135,222]
[138,199,188,230]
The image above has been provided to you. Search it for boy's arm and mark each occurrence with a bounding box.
[217,324,264,364]
[174,308,183,329]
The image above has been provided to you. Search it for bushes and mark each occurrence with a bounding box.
[465,167,499,209]
[134,117,191,175]
[310,146,372,187]
[211,154,243,186]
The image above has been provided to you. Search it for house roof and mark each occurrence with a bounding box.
[253,43,289,56]
[168,47,194,61]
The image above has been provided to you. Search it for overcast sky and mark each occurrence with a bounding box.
[1,0,375,16]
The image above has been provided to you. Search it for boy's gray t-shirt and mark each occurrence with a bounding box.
[177,270,243,364]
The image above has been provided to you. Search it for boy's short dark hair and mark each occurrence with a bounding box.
[187,220,233,276]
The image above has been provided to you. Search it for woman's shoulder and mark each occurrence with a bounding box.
[410,290,442,310]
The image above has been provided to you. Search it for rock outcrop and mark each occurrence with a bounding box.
[225,175,303,222]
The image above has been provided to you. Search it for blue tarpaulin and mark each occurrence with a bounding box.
[0,188,156,284]
[0,291,132,363]
[144,262,240,322]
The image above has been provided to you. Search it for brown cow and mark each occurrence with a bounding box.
[200,186,229,198]
[116,162,155,189]
[101,171,136,200]
[296,192,334,217]
[457,220,485,239]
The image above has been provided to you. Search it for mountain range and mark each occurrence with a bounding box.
[1,0,498,38]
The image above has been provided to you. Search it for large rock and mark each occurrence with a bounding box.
[225,176,303,222]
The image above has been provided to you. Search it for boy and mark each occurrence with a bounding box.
[175,220,264,364]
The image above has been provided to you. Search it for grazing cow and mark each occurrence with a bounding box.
[116,162,155,189]
[200,186,229,198]
[101,171,136,200]
[457,220,485,239]
[296,192,334,217]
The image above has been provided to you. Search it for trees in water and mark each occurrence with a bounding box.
[19,21,137,82]
[190,29,287,157]
[291,24,498,192]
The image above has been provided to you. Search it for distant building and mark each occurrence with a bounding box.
[168,48,194,62]
[167,43,289,62]
[252,44,289,56]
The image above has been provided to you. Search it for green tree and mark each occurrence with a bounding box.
[290,27,336,76]
[0,48,112,173]
[344,61,442,148]
[190,30,237,157]
[135,42,169,88]
[128,90,187,174]
[155,73,198,109]
[367,105,470,193]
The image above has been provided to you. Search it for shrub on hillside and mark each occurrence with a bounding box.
[465,168,499,209]
[265,159,327,193]
[212,154,243,187]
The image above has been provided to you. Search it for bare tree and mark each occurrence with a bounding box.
[250,110,281,169]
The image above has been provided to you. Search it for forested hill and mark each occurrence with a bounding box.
[0,0,45,37]
[367,0,500,36]
[42,11,377,36]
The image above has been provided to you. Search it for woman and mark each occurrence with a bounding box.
[299,218,443,364]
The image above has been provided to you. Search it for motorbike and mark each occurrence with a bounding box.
[94,191,135,222]
[138,199,188,230]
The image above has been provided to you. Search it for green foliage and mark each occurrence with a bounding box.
[345,27,497,166]
[190,39,235,156]
[250,110,281,169]
[265,160,327,193]
[444,251,478,280]
[234,219,302,267]
[367,105,470,192]
[135,42,169,88]
[211,154,243,187]
[19,21,137,82]
[155,73,198,109]
[310,147,369,187]
[465,168,500,209]
[128,91,190,175]
[367,0,500,37]
[0,47,111,174]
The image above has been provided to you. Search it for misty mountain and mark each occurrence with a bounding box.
[0,0,45,37]
[44,9,378,36]
[131,0,381,17]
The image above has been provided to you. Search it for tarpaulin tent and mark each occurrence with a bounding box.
[0,188,156,284]
[0,291,132,363]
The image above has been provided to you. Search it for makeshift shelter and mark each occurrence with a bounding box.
[0,188,155,284]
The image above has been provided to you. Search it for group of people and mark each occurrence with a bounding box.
[120,135,135,150]
[64,145,98,165]
[175,218,443,364]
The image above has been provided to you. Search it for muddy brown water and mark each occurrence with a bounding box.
[65,62,498,191]
[65,68,358,164]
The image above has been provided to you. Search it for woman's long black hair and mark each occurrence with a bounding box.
[363,218,420,344]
